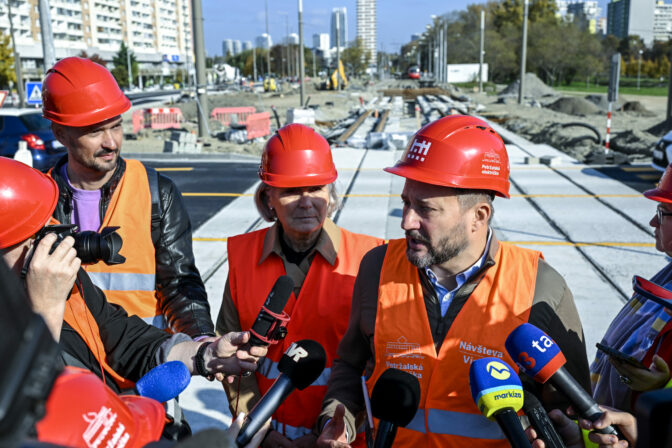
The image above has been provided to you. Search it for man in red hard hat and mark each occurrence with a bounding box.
[316,115,590,448]
[0,156,266,397]
[41,57,213,339]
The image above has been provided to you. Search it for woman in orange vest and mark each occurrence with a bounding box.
[216,124,383,448]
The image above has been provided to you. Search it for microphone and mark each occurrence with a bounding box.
[249,276,294,346]
[235,339,326,447]
[370,368,421,448]
[505,323,619,437]
[523,390,565,448]
[469,357,530,448]
[135,361,191,403]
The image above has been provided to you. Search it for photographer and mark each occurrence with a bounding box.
[0,157,267,392]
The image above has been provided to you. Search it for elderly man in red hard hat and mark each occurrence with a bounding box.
[41,57,213,339]
[316,116,590,448]
[0,157,266,396]
[216,124,383,447]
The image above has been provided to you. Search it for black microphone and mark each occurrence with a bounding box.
[523,390,566,448]
[370,368,421,448]
[248,276,294,346]
[235,339,326,447]
[506,323,619,437]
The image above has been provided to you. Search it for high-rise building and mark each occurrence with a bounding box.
[330,7,347,49]
[313,33,330,50]
[607,0,655,45]
[223,39,235,57]
[0,0,193,80]
[567,1,603,33]
[653,0,672,41]
[242,41,253,51]
[255,33,272,49]
[357,0,376,64]
[233,40,242,55]
[411,33,422,41]
[286,33,299,45]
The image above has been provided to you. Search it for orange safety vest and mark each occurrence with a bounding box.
[366,239,541,448]
[229,226,383,441]
[52,160,162,329]
[63,277,135,390]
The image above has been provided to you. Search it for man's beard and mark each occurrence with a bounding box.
[71,148,118,173]
[405,225,468,268]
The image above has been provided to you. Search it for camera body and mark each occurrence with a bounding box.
[33,224,125,265]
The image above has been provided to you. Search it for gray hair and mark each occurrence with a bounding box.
[254,183,342,222]
[456,189,495,224]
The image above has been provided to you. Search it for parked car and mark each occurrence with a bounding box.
[0,109,66,171]
[652,130,672,172]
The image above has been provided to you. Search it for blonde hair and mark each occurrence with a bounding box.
[254,183,341,222]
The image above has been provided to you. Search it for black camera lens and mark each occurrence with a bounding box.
[72,227,125,265]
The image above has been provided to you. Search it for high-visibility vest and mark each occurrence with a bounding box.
[229,226,383,441]
[366,239,541,448]
[63,277,135,390]
[53,160,163,329]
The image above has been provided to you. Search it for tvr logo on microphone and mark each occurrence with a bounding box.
[286,343,308,362]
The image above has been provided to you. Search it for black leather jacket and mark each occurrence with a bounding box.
[51,156,215,337]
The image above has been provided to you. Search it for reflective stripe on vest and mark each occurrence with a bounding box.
[88,272,155,291]
[367,239,540,447]
[258,357,332,387]
[271,421,312,440]
[228,223,383,437]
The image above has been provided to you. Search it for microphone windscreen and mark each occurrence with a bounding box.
[505,323,567,383]
[263,276,294,314]
[136,361,191,403]
[469,357,523,419]
[278,339,327,390]
[370,368,421,427]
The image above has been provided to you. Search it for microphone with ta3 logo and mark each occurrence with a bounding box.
[469,357,530,448]
[505,323,620,437]
[235,339,326,447]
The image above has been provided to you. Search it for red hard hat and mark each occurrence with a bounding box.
[36,367,165,448]
[384,115,510,198]
[259,123,337,187]
[0,157,59,249]
[644,164,672,203]
[42,57,131,127]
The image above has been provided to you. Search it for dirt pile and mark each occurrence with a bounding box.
[545,97,601,116]
[609,129,659,158]
[621,101,657,117]
[499,73,557,98]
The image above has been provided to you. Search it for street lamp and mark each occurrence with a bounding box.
[637,49,643,90]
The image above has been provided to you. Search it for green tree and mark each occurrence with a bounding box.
[0,34,16,89]
[77,50,107,67]
[341,37,371,77]
[111,42,138,88]
[490,0,558,31]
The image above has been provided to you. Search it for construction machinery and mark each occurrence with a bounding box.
[318,60,348,90]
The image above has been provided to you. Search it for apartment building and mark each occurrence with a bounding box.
[0,0,193,79]
[356,0,376,64]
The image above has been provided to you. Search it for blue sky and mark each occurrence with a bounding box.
[203,0,610,57]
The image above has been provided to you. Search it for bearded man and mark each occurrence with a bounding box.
[315,116,591,448]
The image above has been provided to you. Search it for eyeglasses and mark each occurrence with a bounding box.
[657,207,672,222]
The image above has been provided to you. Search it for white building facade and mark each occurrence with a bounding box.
[356,0,376,64]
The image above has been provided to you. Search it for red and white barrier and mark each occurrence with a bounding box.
[246,112,271,140]
[211,107,256,127]
[132,108,184,133]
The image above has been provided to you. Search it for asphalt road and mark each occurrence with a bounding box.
[143,160,259,230]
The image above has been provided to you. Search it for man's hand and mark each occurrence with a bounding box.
[205,332,268,383]
[289,433,318,448]
[610,354,670,391]
[25,234,80,340]
[316,404,351,448]
[579,406,637,448]
[526,408,583,448]
[228,412,270,448]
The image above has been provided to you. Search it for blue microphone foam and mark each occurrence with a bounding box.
[136,360,191,403]
[505,323,566,383]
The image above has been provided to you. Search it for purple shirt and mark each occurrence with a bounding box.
[61,163,102,232]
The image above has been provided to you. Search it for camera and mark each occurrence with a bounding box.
[33,224,126,265]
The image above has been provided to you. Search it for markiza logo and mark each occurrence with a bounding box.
[493,390,522,400]
[286,343,308,362]
[407,138,431,162]
[82,406,130,448]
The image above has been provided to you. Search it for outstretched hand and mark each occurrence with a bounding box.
[610,354,670,391]
[316,404,351,448]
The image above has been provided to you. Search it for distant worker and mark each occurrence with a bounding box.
[216,124,384,447]
[42,57,214,338]
[0,157,266,394]
[316,115,590,447]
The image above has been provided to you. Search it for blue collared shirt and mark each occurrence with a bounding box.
[425,229,493,317]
